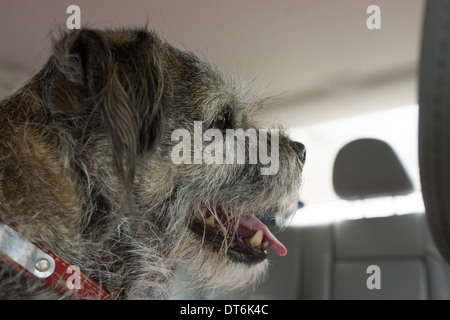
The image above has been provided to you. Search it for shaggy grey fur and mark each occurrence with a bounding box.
[0,28,304,299]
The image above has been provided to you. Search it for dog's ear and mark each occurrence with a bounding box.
[51,28,166,177]
[51,28,165,207]
[49,29,112,102]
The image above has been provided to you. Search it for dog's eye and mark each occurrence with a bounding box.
[213,112,231,130]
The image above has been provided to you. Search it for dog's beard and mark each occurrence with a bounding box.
[168,226,270,296]
[160,197,297,296]
[178,240,269,295]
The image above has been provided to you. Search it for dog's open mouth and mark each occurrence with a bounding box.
[190,207,287,265]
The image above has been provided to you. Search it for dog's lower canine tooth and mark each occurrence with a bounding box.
[205,215,216,227]
[248,230,264,247]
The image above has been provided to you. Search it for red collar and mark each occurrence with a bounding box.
[0,222,111,300]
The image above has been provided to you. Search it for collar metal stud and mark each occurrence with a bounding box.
[35,258,50,272]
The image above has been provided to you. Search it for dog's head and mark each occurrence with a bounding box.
[37,28,305,296]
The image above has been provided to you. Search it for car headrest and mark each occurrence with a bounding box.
[333,138,414,200]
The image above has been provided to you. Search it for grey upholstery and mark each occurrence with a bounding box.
[298,213,450,299]
[296,138,450,299]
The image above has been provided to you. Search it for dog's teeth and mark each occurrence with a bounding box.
[205,216,216,227]
[249,230,264,247]
[195,210,204,220]
[261,241,269,250]
[218,223,227,236]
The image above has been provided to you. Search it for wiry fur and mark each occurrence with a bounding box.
[0,27,304,299]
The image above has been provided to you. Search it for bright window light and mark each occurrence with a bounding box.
[286,104,424,227]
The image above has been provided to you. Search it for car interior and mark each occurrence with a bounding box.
[1,0,450,300]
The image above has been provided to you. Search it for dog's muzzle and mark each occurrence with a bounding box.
[189,141,305,265]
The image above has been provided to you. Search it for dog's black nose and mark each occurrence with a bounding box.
[293,141,306,164]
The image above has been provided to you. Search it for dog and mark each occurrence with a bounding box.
[0,28,305,299]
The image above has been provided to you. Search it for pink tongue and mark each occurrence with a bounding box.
[238,215,287,257]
